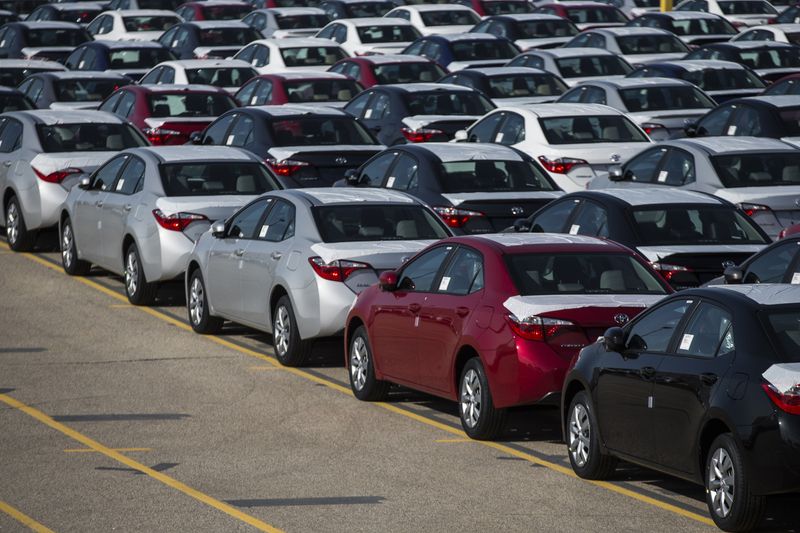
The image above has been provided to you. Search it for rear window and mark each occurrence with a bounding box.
[344,1,394,17]
[505,253,667,295]
[198,27,261,46]
[405,90,495,115]
[670,18,737,36]
[109,48,174,69]
[276,14,330,28]
[283,79,363,103]
[313,204,449,242]
[764,310,800,362]
[147,92,236,117]
[616,34,688,55]
[373,61,445,84]
[25,28,90,47]
[564,7,627,24]
[487,73,567,99]
[0,93,33,112]
[199,4,252,19]
[438,160,556,193]
[59,8,102,23]
[712,152,800,188]
[185,68,255,87]
[137,0,182,8]
[619,86,715,112]
[631,206,768,245]
[36,122,147,152]
[555,55,631,77]
[780,108,800,136]
[356,24,419,43]
[483,0,531,15]
[122,15,181,32]
[280,46,346,66]
[682,68,765,91]
[719,0,777,15]
[268,117,375,146]
[634,0,660,6]
[159,162,279,196]
[420,10,480,26]
[539,115,648,144]
[53,79,124,102]
[0,67,60,87]
[451,39,518,61]
[515,19,578,39]
[739,48,800,69]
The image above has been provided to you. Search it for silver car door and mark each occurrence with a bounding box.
[73,156,126,263]
[99,156,145,272]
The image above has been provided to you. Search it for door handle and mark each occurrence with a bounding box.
[455,306,470,317]
[271,251,282,260]
[234,249,245,257]
[640,366,656,379]
[408,303,421,313]
[700,373,718,386]
[124,204,132,212]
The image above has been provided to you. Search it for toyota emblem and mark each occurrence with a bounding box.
[335,156,348,164]
[510,206,524,216]
[609,154,621,163]
[614,313,629,325]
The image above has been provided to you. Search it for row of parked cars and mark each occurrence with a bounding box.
[1,0,800,531]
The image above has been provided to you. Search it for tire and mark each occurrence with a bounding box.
[567,391,618,480]
[272,295,313,367]
[705,434,766,532]
[60,217,90,276]
[187,269,223,334]
[459,357,505,440]
[124,243,157,305]
[5,196,37,252]
[348,326,389,401]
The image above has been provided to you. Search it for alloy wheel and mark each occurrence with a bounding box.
[460,369,482,428]
[188,276,204,326]
[350,336,368,391]
[569,403,591,468]
[709,448,735,518]
[61,223,74,269]
[6,202,19,245]
[274,306,290,356]
[125,250,138,296]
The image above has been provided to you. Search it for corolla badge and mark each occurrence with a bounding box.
[614,313,630,325]
[609,154,621,163]
[510,206,524,216]
[335,156,348,164]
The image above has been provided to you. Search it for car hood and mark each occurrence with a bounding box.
[514,37,572,50]
[267,144,385,161]
[309,239,436,266]
[635,244,766,262]
[401,114,482,131]
[441,190,563,206]
[503,293,665,320]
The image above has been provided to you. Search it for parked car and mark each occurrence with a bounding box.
[562,284,800,531]
[627,11,738,46]
[17,71,129,110]
[98,84,237,145]
[319,0,395,19]
[0,109,149,251]
[439,67,568,105]
[185,187,451,367]
[731,22,800,44]
[86,9,182,41]
[242,7,331,38]
[26,2,104,26]
[316,17,420,56]
[234,71,362,108]
[534,2,629,30]
[456,0,533,16]
[157,21,261,59]
[0,87,33,112]
[469,14,580,51]
[684,41,800,83]
[64,41,175,82]
[0,59,67,87]
[346,232,671,438]
[106,0,183,9]
[328,54,446,88]
[174,0,252,21]
[517,188,769,287]
[583,0,661,18]
[60,145,284,304]
[401,33,519,71]
[343,83,495,146]
[776,2,800,22]
[506,48,633,86]
[674,0,778,27]
[233,38,349,74]
[763,71,800,94]
[563,27,689,66]
[709,234,800,283]
[0,21,92,61]
[0,9,19,25]
[139,60,257,94]
[686,96,800,146]
[383,4,481,36]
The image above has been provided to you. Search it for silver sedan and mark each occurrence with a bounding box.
[60,145,284,305]
[185,188,451,366]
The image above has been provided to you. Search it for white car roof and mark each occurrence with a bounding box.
[741,95,800,108]
[589,27,673,37]
[417,142,524,162]
[492,13,565,21]
[113,9,179,16]
[248,104,348,116]
[463,66,550,76]
[474,233,611,247]
[266,7,327,15]
[597,188,723,206]
[140,84,229,92]
[342,17,413,26]
[13,110,126,125]
[433,32,504,42]
[760,23,800,31]
[0,59,67,69]
[393,4,475,12]
[356,54,434,64]
[46,2,104,10]
[157,59,254,69]
[35,71,130,80]
[268,71,349,80]
[709,284,800,306]
[668,59,749,71]
[17,21,83,29]
[503,103,624,117]
[592,77,694,88]
[724,41,796,49]
[136,145,255,162]
[193,0,249,5]
[253,37,342,48]
[385,82,473,92]
[93,39,166,49]
[676,136,797,154]
[656,11,725,19]
[190,20,250,29]
[529,47,618,58]
[298,188,415,204]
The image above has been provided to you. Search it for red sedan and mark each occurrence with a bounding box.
[175,1,253,21]
[98,84,238,145]
[234,72,363,107]
[328,55,447,88]
[345,233,672,439]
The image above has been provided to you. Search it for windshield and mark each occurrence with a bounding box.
[539,115,648,144]
[185,67,254,87]
[565,7,627,24]
[555,55,632,77]
[373,61,445,84]
[284,79,362,102]
[0,93,33,111]
[159,162,279,196]
[617,34,688,54]
[313,205,449,242]
[420,10,480,26]
[682,67,765,91]
[25,28,90,47]
[670,18,737,36]
[506,253,667,295]
[53,79,123,102]
[280,46,346,66]
[199,4,251,19]
[345,2,394,17]
[276,14,330,28]
[487,73,567,98]
[515,19,578,38]
[147,92,236,117]
[713,153,800,188]
[356,25,419,43]
[631,206,767,245]
[764,310,800,362]
[198,27,261,46]
[439,160,555,193]
[37,123,147,152]
[619,86,715,112]
[405,91,495,115]
[483,1,532,15]
[739,48,800,69]
[109,48,174,69]
[451,39,518,61]
[719,0,777,15]
[122,15,180,32]
[268,117,375,146]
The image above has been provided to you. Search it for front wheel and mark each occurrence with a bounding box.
[187,270,223,334]
[567,391,617,480]
[61,218,91,275]
[124,243,157,305]
[272,295,313,367]
[459,358,505,440]
[5,196,37,251]
[348,326,389,401]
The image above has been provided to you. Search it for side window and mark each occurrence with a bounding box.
[583,86,607,105]
[77,47,98,70]
[658,148,695,185]
[236,80,258,105]
[558,87,584,103]
[115,90,137,118]
[472,20,491,33]
[625,299,694,353]
[568,33,592,47]
[386,153,418,191]
[0,119,22,153]
[174,28,190,47]
[91,156,128,191]
[403,39,425,55]
[332,24,347,43]
[140,67,162,85]
[523,55,545,69]
[468,112,504,142]
[27,79,44,104]
[227,115,255,147]
[744,241,799,283]
[731,106,763,136]
[487,21,508,38]
[114,157,145,195]
[397,245,453,292]
[252,45,270,67]
[568,201,609,238]
[438,247,484,296]
[358,152,396,186]
[495,113,525,145]
[258,199,295,242]
[675,303,733,358]
[390,9,411,21]
[317,25,335,39]
[203,115,236,145]
[99,91,123,114]
[87,16,103,35]
[344,91,372,118]
[236,44,256,63]
[159,67,175,84]
[344,62,361,80]
[623,147,666,182]
[100,15,114,34]
[159,27,177,47]
[364,92,390,120]
[530,199,580,233]
[253,80,273,105]
[228,198,273,239]
[696,105,735,136]
[422,41,443,62]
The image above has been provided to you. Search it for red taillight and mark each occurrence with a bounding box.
[308,256,370,282]
[33,167,83,184]
[144,127,181,145]
[432,206,484,228]
[762,383,800,415]
[641,122,666,135]
[152,209,208,232]
[265,158,309,176]
[731,20,747,28]
[650,262,691,282]
[505,314,577,342]
[738,202,771,217]
[537,155,588,174]
[401,127,443,143]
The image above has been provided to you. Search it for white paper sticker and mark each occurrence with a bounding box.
[226,134,235,145]
[569,224,580,235]
[386,176,395,187]
[792,272,800,284]
[727,125,737,135]
[364,109,373,118]
[679,333,694,351]
[259,225,269,238]
[439,276,451,291]
[657,170,668,183]
[116,179,125,191]
[251,96,258,105]
[495,132,504,142]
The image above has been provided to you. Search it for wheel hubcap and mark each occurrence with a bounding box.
[6,202,19,245]
[709,448,735,518]
[569,403,591,468]
[125,251,138,296]
[460,369,482,428]
[350,336,368,391]
[189,277,204,326]
[61,224,73,268]
[274,306,290,356]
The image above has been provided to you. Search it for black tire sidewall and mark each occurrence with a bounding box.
[273,296,301,366]
[459,358,498,439]
[705,434,761,531]
[349,326,383,400]
[568,391,607,479]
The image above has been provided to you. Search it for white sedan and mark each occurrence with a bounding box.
[731,23,800,44]
[316,17,420,56]
[232,38,349,74]
[674,0,778,27]
[563,27,690,65]
[86,10,182,42]
[384,4,481,36]
[139,60,257,93]
[242,7,332,39]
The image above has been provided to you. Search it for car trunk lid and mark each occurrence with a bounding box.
[153,195,256,242]
[636,245,765,288]
[143,116,215,145]
[440,191,563,233]
[267,145,385,187]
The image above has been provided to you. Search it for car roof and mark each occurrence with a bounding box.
[14,21,84,29]
[89,39,167,49]
[41,2,104,10]
[262,71,349,81]
[333,0,394,3]
[129,145,254,162]
[736,95,800,108]
[350,54,433,64]
[455,66,550,76]
[253,37,340,48]
[528,47,617,58]
[674,136,797,154]
[502,102,624,117]
[243,104,348,117]
[464,233,624,252]
[547,2,619,7]
[186,0,250,5]
[404,142,525,162]
[649,11,723,19]
[656,59,748,71]
[5,109,126,124]
[713,40,796,49]
[112,9,179,16]
[342,17,413,26]
[0,59,67,69]
[394,4,474,11]
[427,32,505,43]
[379,82,474,93]
[291,188,417,205]
[701,284,800,307]
[587,77,694,89]
[186,20,250,29]
[587,27,672,36]
[264,7,326,15]
[157,59,253,69]
[128,83,230,93]
[588,188,724,206]
[489,13,565,21]
[31,71,130,80]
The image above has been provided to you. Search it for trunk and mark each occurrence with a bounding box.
[680,35,734,45]
[514,37,572,51]
[440,191,562,233]
[757,68,799,83]
[542,142,650,171]
[401,115,481,140]
[30,152,117,187]
[273,29,320,38]
[154,195,256,242]
[624,52,686,65]
[630,109,710,137]
[421,25,475,35]
[564,74,626,86]
[357,44,411,55]
[143,117,214,145]
[636,245,765,288]
[193,46,241,59]
[708,88,763,104]
[715,187,800,238]
[268,146,384,187]
[49,101,100,111]
[447,59,510,70]
[494,95,558,105]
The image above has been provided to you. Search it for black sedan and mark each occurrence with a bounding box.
[562,284,800,531]
[711,236,800,285]
[686,96,800,140]
[0,86,33,112]
[157,21,261,60]
[684,41,800,83]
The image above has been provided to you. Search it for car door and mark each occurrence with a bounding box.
[359,91,390,140]
[594,298,695,461]
[99,155,145,271]
[619,146,667,184]
[0,118,21,190]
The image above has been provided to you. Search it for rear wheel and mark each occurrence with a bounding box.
[348,326,389,401]
[5,196,37,251]
[567,391,617,480]
[124,243,157,305]
[459,358,505,440]
[272,295,313,367]
[60,217,90,276]
[187,270,223,334]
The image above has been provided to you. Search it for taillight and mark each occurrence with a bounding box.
[762,364,800,415]
[641,122,666,136]
[33,167,83,184]
[731,20,747,28]
[650,262,691,282]
[738,202,771,217]
[432,206,484,228]
[538,155,588,174]
[152,209,208,231]
[144,127,182,145]
[308,256,370,282]
[265,158,309,176]
[401,127,444,143]
[505,314,576,342]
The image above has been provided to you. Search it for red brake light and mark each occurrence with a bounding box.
[33,167,83,184]
[762,382,800,415]
[650,262,691,282]
[401,127,443,143]
[265,158,309,176]
[537,156,588,174]
[505,314,576,342]
[152,209,208,231]
[144,127,181,145]
[641,122,666,135]
[432,206,484,228]
[308,256,370,282]
[738,202,771,217]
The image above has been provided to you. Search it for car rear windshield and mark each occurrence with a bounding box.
[670,18,737,36]
[122,15,181,32]
[633,0,660,6]
[505,253,667,295]
[763,310,800,361]
[719,0,777,15]
[451,39,518,61]
[59,7,102,23]
[345,1,394,17]
[185,68,255,87]
[739,48,800,69]
[159,162,279,196]
[0,67,59,87]
[438,159,556,193]
[631,206,768,245]
[0,93,33,111]
[53,79,123,102]
[539,115,648,144]
[280,46,347,67]
[36,123,147,152]
[199,4,252,19]
[555,55,632,77]
[565,7,627,24]
[109,48,174,69]
[420,10,480,26]
[483,0,531,15]
[25,28,90,47]
[766,78,800,95]
[405,90,495,115]
[313,204,449,242]
[268,116,375,146]
[373,61,445,84]
[198,27,261,46]
[276,14,330,28]
[147,92,236,117]
[619,86,715,112]
[356,24,419,43]
[284,79,362,102]
[682,67,765,91]
[616,34,688,55]
[137,0,181,7]
[487,73,567,98]
[515,19,578,39]
[712,152,800,188]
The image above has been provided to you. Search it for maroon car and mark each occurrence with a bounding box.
[176,0,253,21]
[534,2,628,30]
[98,84,238,145]
[234,71,363,107]
[459,0,533,16]
[328,54,447,88]
[763,72,800,95]
[345,233,672,439]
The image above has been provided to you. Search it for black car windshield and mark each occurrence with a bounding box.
[539,115,648,144]
[712,152,800,188]
[487,73,567,98]
[280,46,347,66]
[122,15,180,31]
[373,61,445,84]
[345,2,394,17]
[199,5,252,19]
[451,39,518,61]
[506,253,667,295]
[739,48,800,69]
[670,18,738,36]
[268,117,375,146]
[185,68,255,87]
[719,0,777,15]
[0,93,33,111]
[109,48,174,68]
[54,79,123,102]
[619,86,715,112]
[58,8,102,23]
[25,28,90,47]
[159,162,279,196]
[198,27,261,46]
[37,123,147,152]
[780,108,800,136]
[356,25,419,43]
[313,205,449,242]
[556,55,632,77]
[631,206,768,244]
[483,0,532,15]
[276,14,330,28]
[405,90,495,115]
[764,310,800,362]
[515,19,578,38]
[682,67,765,91]
[776,5,799,23]
[616,34,688,54]
[420,10,480,26]
[147,92,236,116]
[284,79,362,102]
[438,159,556,193]
[565,7,627,23]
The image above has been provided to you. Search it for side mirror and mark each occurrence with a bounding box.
[453,129,468,142]
[723,265,743,284]
[684,122,698,138]
[211,220,226,238]
[78,177,91,190]
[344,168,361,186]
[379,270,398,291]
[188,131,202,145]
[603,327,625,353]
[512,218,530,232]
[608,165,624,181]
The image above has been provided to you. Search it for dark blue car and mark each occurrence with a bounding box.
[401,33,519,70]
[64,40,176,82]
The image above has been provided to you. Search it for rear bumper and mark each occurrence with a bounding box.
[291,277,356,340]
[16,179,68,231]
[742,412,800,495]
[140,227,195,283]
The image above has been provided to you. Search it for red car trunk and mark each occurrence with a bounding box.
[143,117,214,146]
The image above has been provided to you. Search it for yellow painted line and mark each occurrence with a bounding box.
[0,393,282,533]
[109,304,132,308]
[248,366,281,371]
[3,243,714,528]
[0,500,54,533]
[434,439,472,443]
[64,447,151,453]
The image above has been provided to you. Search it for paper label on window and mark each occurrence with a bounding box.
[792,272,800,284]
[259,225,269,238]
[116,179,125,191]
[727,125,737,135]
[386,176,395,187]
[251,96,258,105]
[226,134,235,145]
[364,109,373,119]
[569,224,580,235]
[495,132,504,142]
[679,333,694,351]
[657,170,668,183]
[439,276,451,291]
